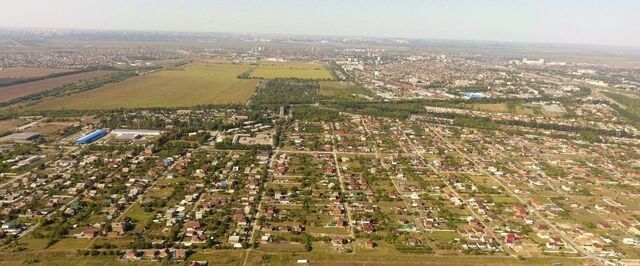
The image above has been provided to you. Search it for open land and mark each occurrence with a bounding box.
[0,119,21,132]
[33,61,259,110]
[0,71,113,103]
[0,67,72,82]
[250,61,334,80]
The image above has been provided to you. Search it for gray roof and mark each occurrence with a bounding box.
[0,132,41,141]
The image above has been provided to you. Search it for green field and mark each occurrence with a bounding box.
[250,61,334,80]
[32,61,259,110]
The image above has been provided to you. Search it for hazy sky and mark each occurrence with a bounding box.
[1,0,639,47]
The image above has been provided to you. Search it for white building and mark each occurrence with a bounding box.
[110,129,163,139]
[522,58,545,65]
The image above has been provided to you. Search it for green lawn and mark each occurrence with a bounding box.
[92,237,135,248]
[259,243,306,252]
[121,203,155,232]
[47,238,92,250]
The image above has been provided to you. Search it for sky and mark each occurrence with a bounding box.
[1,0,639,47]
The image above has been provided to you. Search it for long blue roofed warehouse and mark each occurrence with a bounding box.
[76,129,108,144]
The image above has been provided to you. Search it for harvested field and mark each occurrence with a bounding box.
[0,70,113,103]
[0,67,71,80]
[250,61,334,80]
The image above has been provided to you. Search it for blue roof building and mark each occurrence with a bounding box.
[76,129,108,144]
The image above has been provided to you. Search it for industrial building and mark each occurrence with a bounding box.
[0,132,41,143]
[76,129,108,144]
[110,129,163,139]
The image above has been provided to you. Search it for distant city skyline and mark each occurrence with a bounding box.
[1,0,639,47]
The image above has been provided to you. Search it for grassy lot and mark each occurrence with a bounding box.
[470,175,502,188]
[121,203,155,232]
[428,230,460,242]
[147,186,174,198]
[0,251,156,266]
[250,61,333,80]
[187,250,247,265]
[31,122,72,135]
[319,81,364,96]
[0,248,592,266]
[47,238,92,250]
[355,240,399,255]
[491,196,520,204]
[16,237,49,251]
[470,103,537,115]
[33,61,259,110]
[319,81,375,101]
[243,249,590,266]
[307,225,351,236]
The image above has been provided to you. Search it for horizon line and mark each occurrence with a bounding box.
[2,26,640,51]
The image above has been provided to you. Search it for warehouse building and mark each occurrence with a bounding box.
[0,132,41,143]
[110,129,163,139]
[76,129,108,144]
